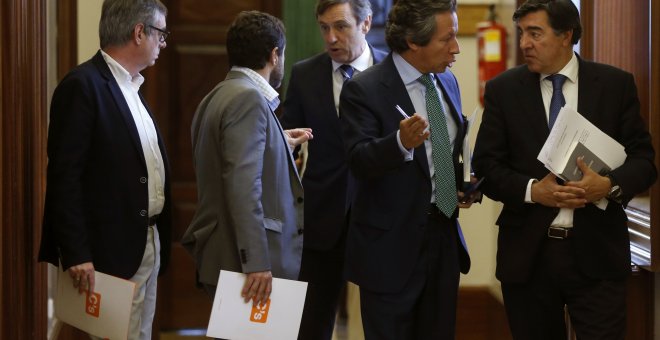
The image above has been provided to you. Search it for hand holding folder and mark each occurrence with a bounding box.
[55,267,136,340]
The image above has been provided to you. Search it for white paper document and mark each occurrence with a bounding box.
[537,106,626,209]
[207,270,308,340]
[538,106,626,177]
[55,268,136,340]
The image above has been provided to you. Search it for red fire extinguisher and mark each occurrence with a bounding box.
[477,5,507,106]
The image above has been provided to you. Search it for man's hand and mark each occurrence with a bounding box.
[531,173,587,208]
[399,114,430,149]
[284,128,313,150]
[242,271,273,306]
[564,157,611,202]
[67,262,95,294]
[458,175,481,208]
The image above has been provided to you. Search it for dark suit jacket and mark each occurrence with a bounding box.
[281,46,387,250]
[473,56,657,283]
[39,51,172,279]
[339,54,470,293]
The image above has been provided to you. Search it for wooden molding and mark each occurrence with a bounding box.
[1,0,48,339]
[57,0,78,80]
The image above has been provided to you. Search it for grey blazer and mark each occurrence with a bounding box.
[182,70,304,285]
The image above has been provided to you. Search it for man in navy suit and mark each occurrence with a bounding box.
[473,1,656,339]
[38,1,171,339]
[281,1,386,339]
[339,0,474,338]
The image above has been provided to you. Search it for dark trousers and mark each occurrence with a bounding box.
[358,213,460,340]
[502,237,627,340]
[297,241,346,340]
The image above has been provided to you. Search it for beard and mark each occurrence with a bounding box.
[269,56,284,89]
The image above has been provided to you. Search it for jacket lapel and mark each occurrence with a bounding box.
[436,74,466,158]
[519,68,550,147]
[576,58,602,122]
[93,52,147,169]
[379,56,432,180]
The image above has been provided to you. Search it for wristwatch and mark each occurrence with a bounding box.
[606,174,623,202]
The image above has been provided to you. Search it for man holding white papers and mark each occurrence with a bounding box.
[39,1,172,339]
[182,11,310,308]
[473,1,656,339]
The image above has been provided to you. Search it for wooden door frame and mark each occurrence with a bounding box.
[0,0,48,338]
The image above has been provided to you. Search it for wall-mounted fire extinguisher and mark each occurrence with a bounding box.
[477,5,507,106]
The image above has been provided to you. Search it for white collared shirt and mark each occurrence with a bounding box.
[331,42,373,114]
[101,50,165,218]
[392,52,457,204]
[231,66,281,111]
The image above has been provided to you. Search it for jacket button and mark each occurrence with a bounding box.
[139,177,147,184]
[298,229,304,235]
[139,210,147,217]
[297,197,304,203]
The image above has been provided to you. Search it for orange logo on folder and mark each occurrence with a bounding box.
[250,299,271,323]
[85,291,101,318]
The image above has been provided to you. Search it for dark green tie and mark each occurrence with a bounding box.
[419,74,457,217]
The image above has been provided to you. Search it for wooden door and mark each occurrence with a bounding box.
[142,0,283,330]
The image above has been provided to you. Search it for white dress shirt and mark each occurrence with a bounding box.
[101,50,166,218]
[392,52,458,203]
[331,42,373,114]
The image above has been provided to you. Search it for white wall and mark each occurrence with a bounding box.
[77,0,103,64]
[452,34,501,287]
[453,0,517,288]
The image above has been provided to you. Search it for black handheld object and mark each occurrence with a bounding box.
[460,177,484,203]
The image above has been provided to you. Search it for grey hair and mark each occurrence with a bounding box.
[386,0,456,53]
[99,0,167,49]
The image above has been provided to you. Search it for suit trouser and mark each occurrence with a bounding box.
[89,225,160,340]
[502,236,626,340]
[358,213,460,340]
[296,235,346,340]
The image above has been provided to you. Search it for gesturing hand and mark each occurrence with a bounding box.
[399,114,430,149]
[284,128,313,150]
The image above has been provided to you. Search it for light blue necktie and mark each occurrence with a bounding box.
[547,74,567,129]
[419,74,457,218]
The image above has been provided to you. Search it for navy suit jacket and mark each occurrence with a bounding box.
[339,54,470,293]
[39,51,172,279]
[281,46,387,250]
[473,56,656,283]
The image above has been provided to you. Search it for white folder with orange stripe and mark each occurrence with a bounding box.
[55,269,136,340]
[207,270,308,340]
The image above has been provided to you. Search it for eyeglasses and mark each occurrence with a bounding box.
[148,24,170,43]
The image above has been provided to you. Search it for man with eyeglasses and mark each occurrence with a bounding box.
[39,1,171,339]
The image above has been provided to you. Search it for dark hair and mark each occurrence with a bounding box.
[385,0,456,53]
[99,0,167,49]
[513,0,582,44]
[227,11,286,69]
[315,0,372,23]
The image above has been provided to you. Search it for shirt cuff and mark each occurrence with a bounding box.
[525,178,536,203]
[397,130,414,162]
